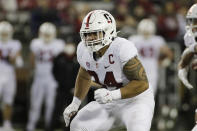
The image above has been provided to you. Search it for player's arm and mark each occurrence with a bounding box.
[177,45,197,89]
[178,47,195,69]
[159,45,173,67]
[121,56,149,99]
[9,51,24,67]
[74,66,92,100]
[94,56,148,103]
[90,81,102,88]
[9,51,20,64]
[63,66,92,127]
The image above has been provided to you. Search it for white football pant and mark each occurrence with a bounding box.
[70,87,155,131]
[0,69,16,105]
[27,75,57,131]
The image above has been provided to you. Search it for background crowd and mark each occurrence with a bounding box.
[0,0,196,131]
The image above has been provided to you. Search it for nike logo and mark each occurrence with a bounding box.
[104,65,110,69]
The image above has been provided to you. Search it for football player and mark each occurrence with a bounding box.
[178,3,197,131]
[0,21,23,131]
[128,18,173,95]
[26,22,65,131]
[63,10,155,131]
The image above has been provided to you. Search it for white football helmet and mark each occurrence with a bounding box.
[0,21,13,42]
[137,18,156,38]
[39,22,56,43]
[186,4,197,40]
[80,10,117,52]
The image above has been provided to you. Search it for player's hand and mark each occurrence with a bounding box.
[63,97,81,127]
[178,68,193,89]
[184,29,196,47]
[94,88,121,104]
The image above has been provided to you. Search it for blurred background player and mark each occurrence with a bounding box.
[0,21,23,131]
[178,3,197,131]
[26,22,64,131]
[129,19,174,131]
[129,18,173,95]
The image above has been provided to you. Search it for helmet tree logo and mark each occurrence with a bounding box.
[104,13,112,23]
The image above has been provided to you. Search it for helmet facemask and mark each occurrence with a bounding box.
[186,18,197,41]
[39,31,55,43]
[0,31,12,42]
[80,30,105,52]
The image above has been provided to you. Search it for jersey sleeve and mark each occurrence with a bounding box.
[10,40,22,57]
[119,40,138,66]
[156,36,166,47]
[128,35,141,49]
[54,39,65,55]
[77,42,86,69]
[14,40,22,51]
[30,39,39,54]
[77,42,85,68]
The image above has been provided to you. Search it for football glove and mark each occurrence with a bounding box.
[184,30,196,47]
[94,88,121,104]
[63,97,81,127]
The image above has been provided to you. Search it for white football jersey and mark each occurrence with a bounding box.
[30,38,64,76]
[128,35,165,90]
[0,40,22,71]
[77,37,138,90]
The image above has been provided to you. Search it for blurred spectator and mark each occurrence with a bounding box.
[113,2,136,37]
[50,0,71,11]
[17,0,37,10]
[137,0,155,14]
[113,3,136,30]
[1,0,18,12]
[30,0,61,37]
[0,21,23,131]
[26,22,64,131]
[57,3,81,38]
[51,42,79,131]
[157,1,179,41]
[75,4,91,32]
[57,4,76,25]
[132,5,147,22]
